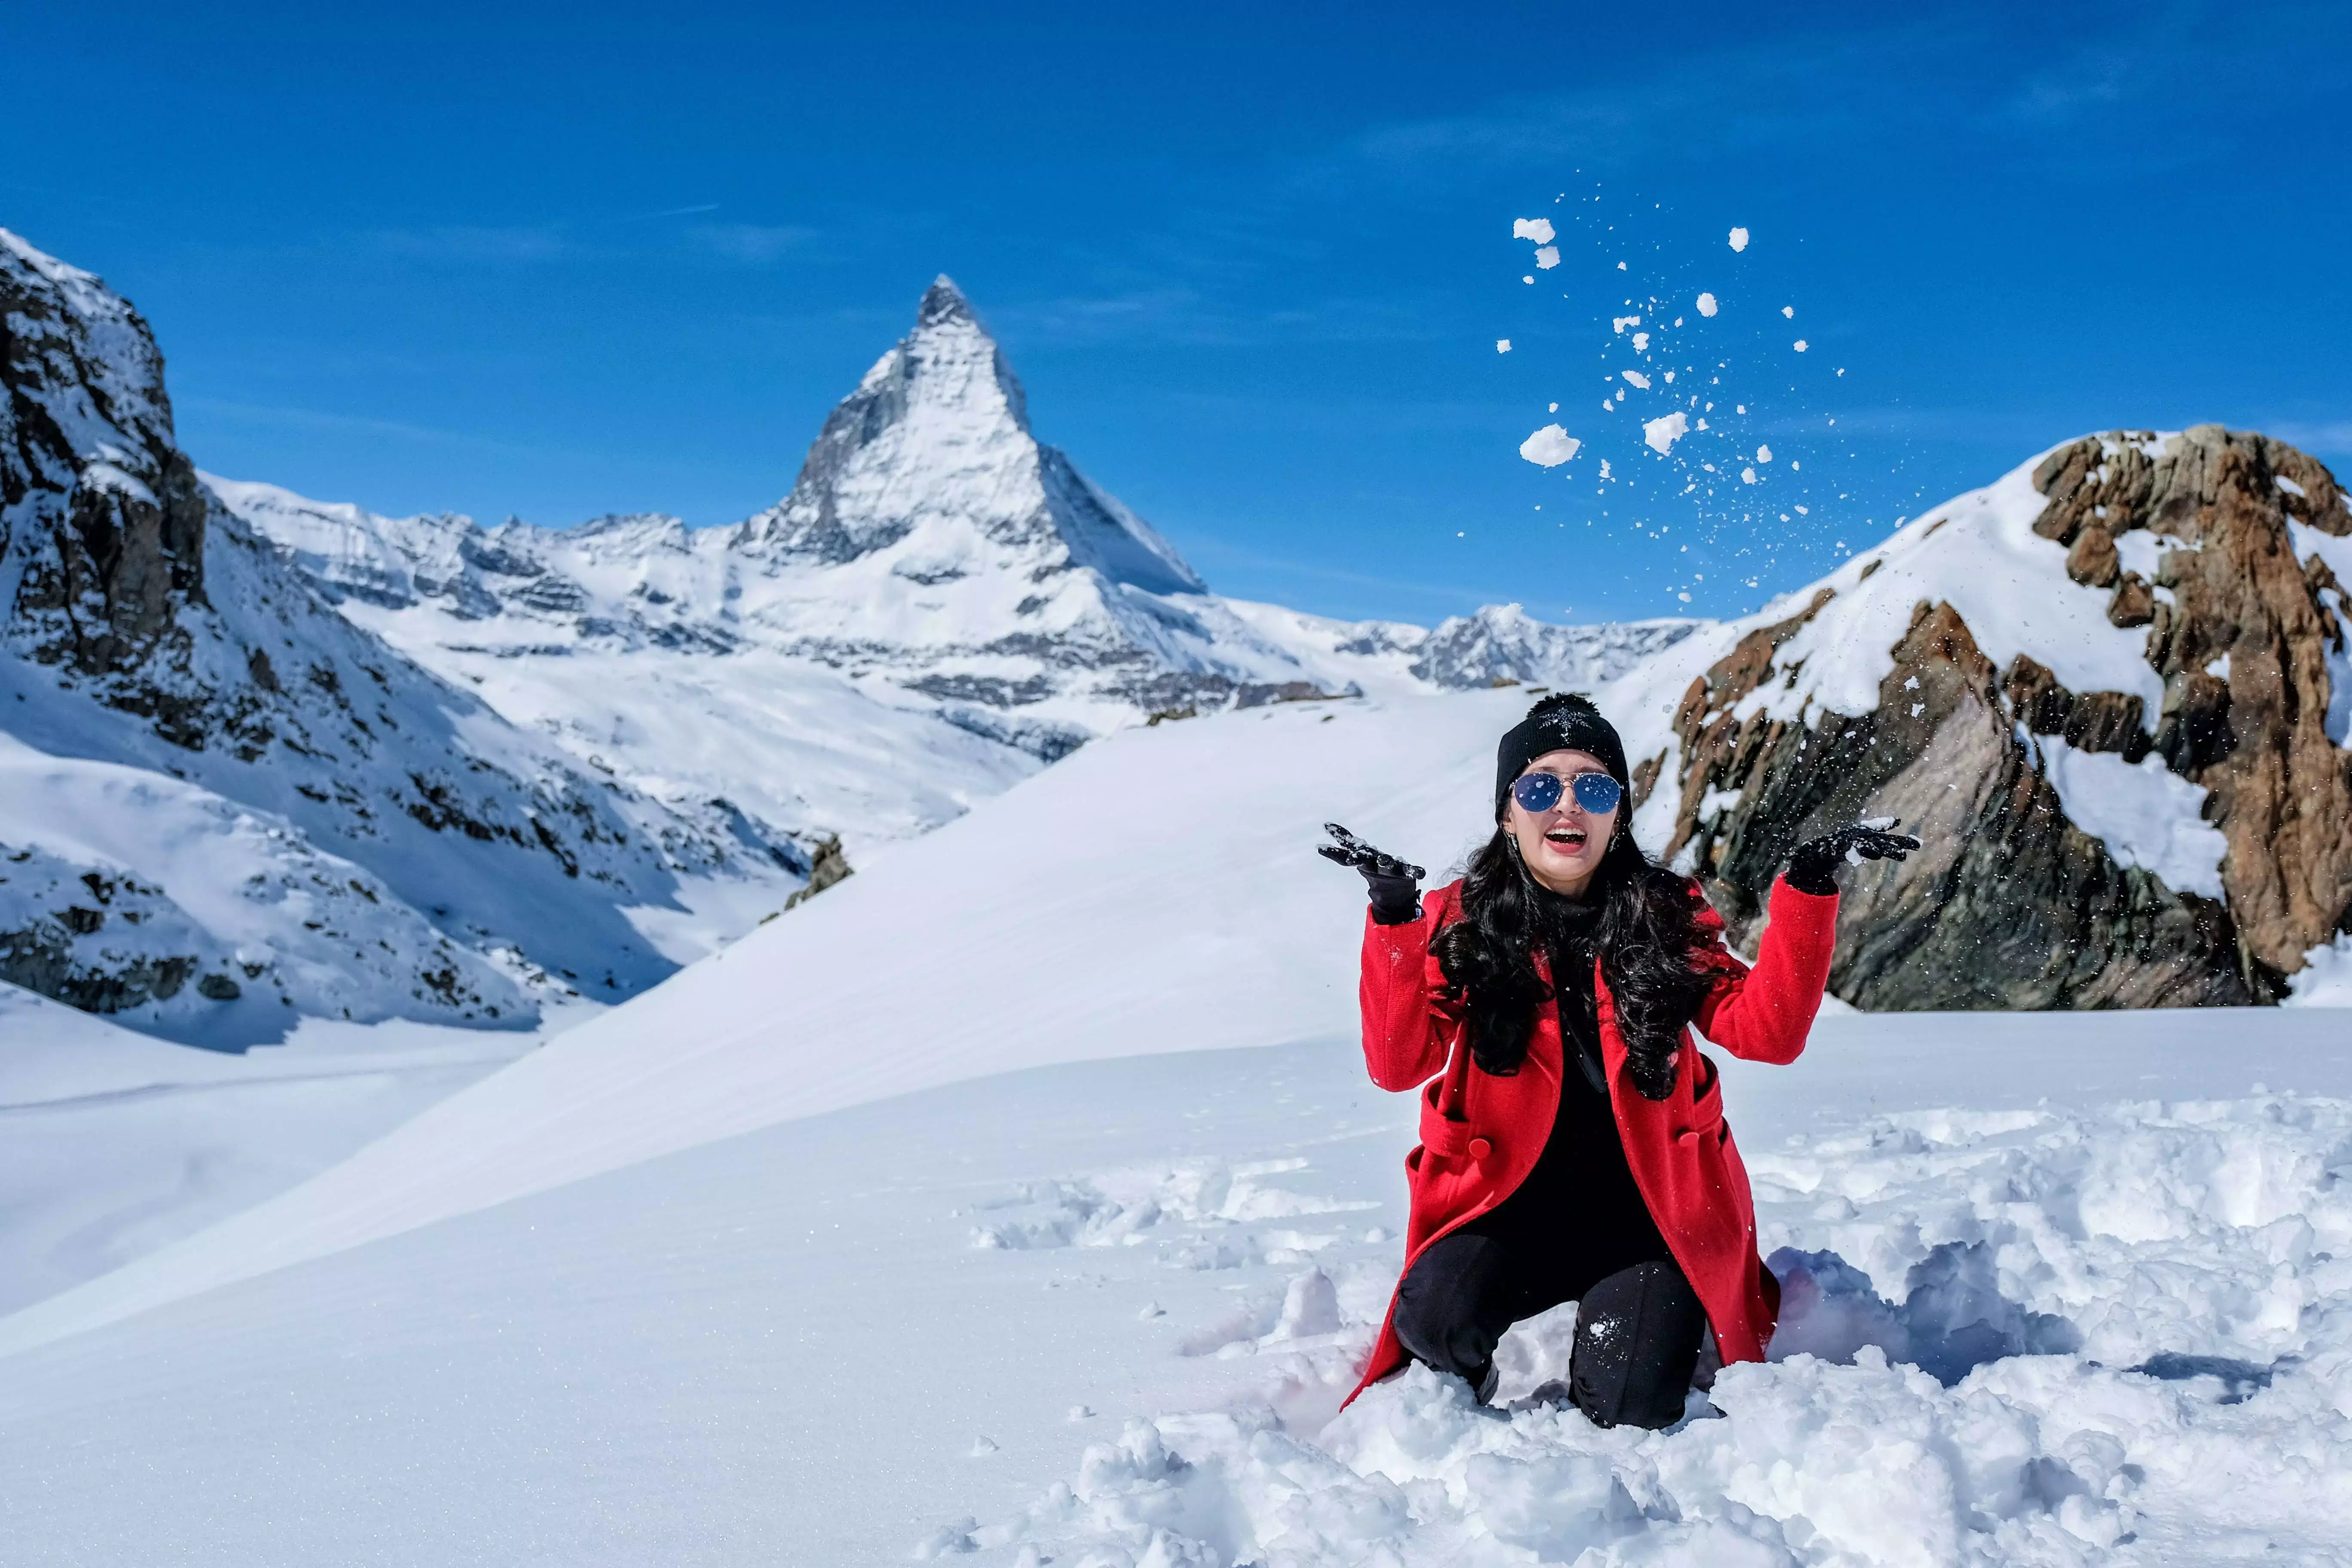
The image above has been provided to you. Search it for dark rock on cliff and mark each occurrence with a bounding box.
[1663,427,2350,1009]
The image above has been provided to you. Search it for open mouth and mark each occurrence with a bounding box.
[1543,826,1588,851]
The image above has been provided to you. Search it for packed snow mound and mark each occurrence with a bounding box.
[979,1092,2352,1566]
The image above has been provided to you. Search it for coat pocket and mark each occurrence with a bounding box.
[1418,1080,1474,1159]
[1677,1047,1727,1141]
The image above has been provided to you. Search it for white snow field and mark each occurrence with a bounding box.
[0,980,549,1317]
[3,684,2350,1566]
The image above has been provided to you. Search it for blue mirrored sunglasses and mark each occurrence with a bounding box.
[1510,770,1623,816]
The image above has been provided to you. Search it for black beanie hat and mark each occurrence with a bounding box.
[1494,692,1630,821]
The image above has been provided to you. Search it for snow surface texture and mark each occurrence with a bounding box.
[3,1013,2348,1565]
[988,1093,2352,1567]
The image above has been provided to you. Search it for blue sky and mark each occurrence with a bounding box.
[5,0,2346,626]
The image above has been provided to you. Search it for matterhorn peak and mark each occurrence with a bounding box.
[736,279,1201,597]
[918,273,975,328]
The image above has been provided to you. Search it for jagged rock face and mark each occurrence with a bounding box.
[1409,603,1700,690]
[1659,428,2352,1009]
[3,232,210,695]
[2028,427,2352,976]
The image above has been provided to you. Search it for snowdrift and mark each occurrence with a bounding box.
[0,687,1526,1354]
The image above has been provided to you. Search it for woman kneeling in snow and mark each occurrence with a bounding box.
[1321,693,1915,1429]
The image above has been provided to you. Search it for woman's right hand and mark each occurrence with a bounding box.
[1319,823,1424,924]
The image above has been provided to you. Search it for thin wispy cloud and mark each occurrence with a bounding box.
[688,223,818,263]
[369,225,572,264]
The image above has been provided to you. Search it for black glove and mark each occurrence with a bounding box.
[1785,818,1922,896]
[1319,822,1425,924]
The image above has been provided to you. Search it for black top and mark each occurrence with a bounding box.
[1464,891,1671,1270]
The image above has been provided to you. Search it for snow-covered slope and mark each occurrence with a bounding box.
[0,981,537,1315]
[1,228,806,1034]
[0,687,1518,1351]
[2,675,2349,1564]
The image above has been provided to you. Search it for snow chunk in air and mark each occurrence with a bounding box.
[1696,292,1718,317]
[1728,227,1750,251]
[1534,246,1559,269]
[1519,424,1581,467]
[1512,218,1556,244]
[1643,412,1688,455]
[1620,370,1651,390]
[1495,339,1511,353]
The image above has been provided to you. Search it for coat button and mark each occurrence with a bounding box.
[1467,1137,1492,1159]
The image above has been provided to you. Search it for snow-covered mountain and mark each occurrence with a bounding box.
[205,279,1466,864]
[0,229,805,1041]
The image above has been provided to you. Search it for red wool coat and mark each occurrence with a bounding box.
[1343,875,1840,1409]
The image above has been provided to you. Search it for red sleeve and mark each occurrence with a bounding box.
[1358,885,1459,1092]
[1691,878,1840,1065]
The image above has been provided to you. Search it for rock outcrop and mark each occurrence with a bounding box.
[1657,428,2351,1009]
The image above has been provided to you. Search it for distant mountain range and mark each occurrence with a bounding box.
[9,224,2345,1033]
[0,235,1686,1040]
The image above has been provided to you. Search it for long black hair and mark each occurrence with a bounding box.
[1431,809,1717,1100]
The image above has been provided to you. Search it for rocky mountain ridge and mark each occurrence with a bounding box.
[1,229,802,1041]
[1642,427,2351,1007]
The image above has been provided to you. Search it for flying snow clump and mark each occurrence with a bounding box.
[1728,227,1750,252]
[1642,412,1688,455]
[1696,293,1718,317]
[1534,247,1559,269]
[1495,339,1512,353]
[1512,218,1556,244]
[1518,424,1581,467]
[1794,339,1809,352]
[1757,444,1773,463]
[1620,370,1651,390]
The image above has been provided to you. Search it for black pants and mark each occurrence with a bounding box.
[1391,1228,1708,1429]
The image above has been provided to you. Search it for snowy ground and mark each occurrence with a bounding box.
[0,982,555,1315]
[0,1011,2346,1565]
[3,690,2349,1565]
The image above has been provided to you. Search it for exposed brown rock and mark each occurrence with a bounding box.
[1672,600,2254,1007]
[1668,427,2352,1007]
[2035,427,2352,976]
